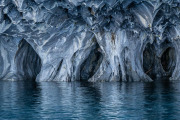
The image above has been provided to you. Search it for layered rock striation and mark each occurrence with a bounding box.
[0,0,180,81]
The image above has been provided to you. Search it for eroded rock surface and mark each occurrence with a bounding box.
[0,0,180,81]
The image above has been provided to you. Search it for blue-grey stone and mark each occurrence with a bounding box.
[0,0,179,82]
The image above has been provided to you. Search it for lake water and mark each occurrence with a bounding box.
[0,80,180,120]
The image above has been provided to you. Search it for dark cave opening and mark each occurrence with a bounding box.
[161,47,176,75]
[143,43,155,79]
[143,43,177,80]
[15,39,42,80]
[80,44,103,81]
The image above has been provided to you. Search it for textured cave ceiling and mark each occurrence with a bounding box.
[0,0,180,81]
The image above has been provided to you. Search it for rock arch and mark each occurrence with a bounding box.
[161,47,176,77]
[143,43,155,79]
[15,39,42,80]
[80,43,103,81]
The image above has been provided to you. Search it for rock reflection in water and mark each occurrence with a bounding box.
[0,80,180,119]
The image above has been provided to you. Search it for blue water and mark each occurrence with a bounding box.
[0,80,180,120]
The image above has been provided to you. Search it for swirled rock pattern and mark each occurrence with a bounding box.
[0,0,180,81]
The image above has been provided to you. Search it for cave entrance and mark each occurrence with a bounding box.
[161,47,176,76]
[80,43,103,81]
[15,39,42,80]
[143,43,155,79]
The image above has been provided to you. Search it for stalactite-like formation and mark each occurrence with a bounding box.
[0,0,179,81]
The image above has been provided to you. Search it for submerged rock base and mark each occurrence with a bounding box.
[0,0,180,81]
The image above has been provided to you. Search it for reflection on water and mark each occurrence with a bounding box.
[0,80,180,119]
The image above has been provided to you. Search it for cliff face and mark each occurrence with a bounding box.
[0,0,179,81]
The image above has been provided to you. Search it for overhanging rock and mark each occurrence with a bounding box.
[0,0,180,81]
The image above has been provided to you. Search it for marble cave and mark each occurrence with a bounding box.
[0,0,180,82]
